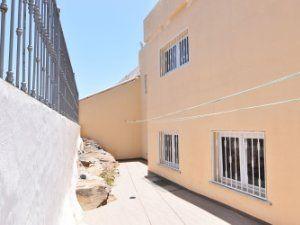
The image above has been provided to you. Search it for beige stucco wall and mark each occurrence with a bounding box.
[79,78,143,160]
[139,0,300,224]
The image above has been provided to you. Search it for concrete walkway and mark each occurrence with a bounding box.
[83,161,265,225]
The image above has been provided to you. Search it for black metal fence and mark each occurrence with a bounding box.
[0,0,78,122]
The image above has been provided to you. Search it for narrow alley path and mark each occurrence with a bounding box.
[83,161,266,225]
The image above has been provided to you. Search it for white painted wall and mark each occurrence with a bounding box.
[0,79,82,225]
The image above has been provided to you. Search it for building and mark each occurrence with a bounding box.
[80,0,300,224]
[79,68,146,160]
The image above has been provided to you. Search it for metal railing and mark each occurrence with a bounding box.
[0,0,78,122]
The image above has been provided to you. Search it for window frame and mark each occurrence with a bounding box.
[211,131,267,200]
[160,30,189,77]
[159,131,180,170]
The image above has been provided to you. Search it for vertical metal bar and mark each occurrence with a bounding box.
[21,0,27,92]
[257,138,261,197]
[15,0,23,88]
[41,0,46,102]
[172,134,175,167]
[224,137,228,185]
[31,23,37,96]
[41,0,45,100]
[229,134,233,187]
[159,132,161,164]
[187,36,189,62]
[6,0,16,83]
[27,0,34,92]
[244,138,249,193]
[176,135,179,167]
[35,0,41,98]
[171,134,173,166]
[168,134,170,165]
[56,24,62,112]
[36,31,40,98]
[219,135,224,185]
[215,133,219,182]
[48,0,53,106]
[42,0,46,101]
[211,132,215,181]
[234,137,238,188]
[45,49,49,103]
[40,29,43,99]
[171,134,174,166]
[164,133,166,164]
[57,68,60,111]
[251,138,255,194]
[167,134,169,163]
[263,135,267,199]
[49,58,52,106]
[45,0,50,104]
[0,0,8,79]
[42,41,45,100]
[164,133,167,164]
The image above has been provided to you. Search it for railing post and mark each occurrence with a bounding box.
[31,22,37,97]
[21,0,27,92]
[27,0,34,93]
[6,0,16,84]
[15,0,23,88]
[0,0,8,79]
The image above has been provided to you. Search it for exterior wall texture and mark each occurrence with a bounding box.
[139,0,300,224]
[79,78,143,160]
[0,79,82,225]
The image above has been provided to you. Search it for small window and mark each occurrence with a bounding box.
[159,132,179,170]
[212,131,266,199]
[160,30,189,77]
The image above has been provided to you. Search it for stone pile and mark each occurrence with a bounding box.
[76,138,118,211]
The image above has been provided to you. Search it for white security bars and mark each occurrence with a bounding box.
[159,132,179,170]
[211,131,266,199]
[160,30,189,77]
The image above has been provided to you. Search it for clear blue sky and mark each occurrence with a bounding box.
[59,1,158,99]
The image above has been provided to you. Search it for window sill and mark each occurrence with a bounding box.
[209,180,272,205]
[158,163,181,173]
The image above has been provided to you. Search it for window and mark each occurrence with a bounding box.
[212,131,266,199]
[160,30,189,76]
[159,132,179,170]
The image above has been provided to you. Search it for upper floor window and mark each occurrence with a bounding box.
[160,30,189,77]
[212,131,266,200]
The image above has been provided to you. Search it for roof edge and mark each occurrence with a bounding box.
[80,76,140,101]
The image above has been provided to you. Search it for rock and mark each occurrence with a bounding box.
[76,138,118,211]
[80,174,87,180]
[76,176,111,211]
[81,160,92,168]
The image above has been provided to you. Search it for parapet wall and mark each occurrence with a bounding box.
[0,79,82,225]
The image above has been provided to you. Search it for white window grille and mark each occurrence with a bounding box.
[159,132,179,170]
[211,131,266,199]
[160,30,189,76]
[179,36,189,66]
